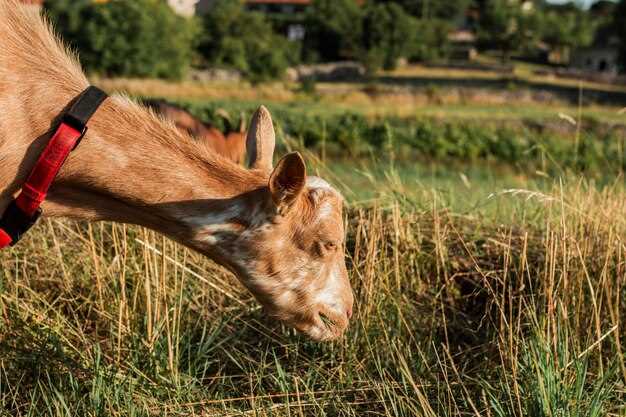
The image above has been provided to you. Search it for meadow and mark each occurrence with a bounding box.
[1,75,625,416]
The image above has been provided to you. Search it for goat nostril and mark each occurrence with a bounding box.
[346,308,353,319]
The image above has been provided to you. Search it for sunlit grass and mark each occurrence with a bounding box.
[2,76,625,415]
[1,170,625,415]
[94,74,626,124]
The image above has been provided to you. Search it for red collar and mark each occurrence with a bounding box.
[0,86,108,248]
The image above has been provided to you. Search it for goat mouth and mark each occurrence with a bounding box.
[263,307,346,342]
[300,312,343,341]
[318,312,336,328]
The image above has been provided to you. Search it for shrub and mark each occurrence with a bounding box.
[160,99,626,176]
[197,0,290,81]
[44,0,197,79]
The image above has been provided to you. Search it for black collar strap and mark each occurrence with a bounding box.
[63,86,108,133]
[0,86,108,248]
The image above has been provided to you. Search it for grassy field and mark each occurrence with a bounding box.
[1,74,626,415]
[95,70,626,124]
[1,177,625,416]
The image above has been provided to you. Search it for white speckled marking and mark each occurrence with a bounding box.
[315,263,342,311]
[317,201,333,220]
[306,176,333,191]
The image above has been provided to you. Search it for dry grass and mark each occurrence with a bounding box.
[388,63,626,94]
[3,68,625,415]
[0,179,624,416]
[94,77,297,103]
[93,76,626,124]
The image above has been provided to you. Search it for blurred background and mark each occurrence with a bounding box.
[17,0,622,207]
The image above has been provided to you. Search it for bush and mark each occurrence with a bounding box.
[44,0,197,79]
[157,99,626,176]
[197,0,291,81]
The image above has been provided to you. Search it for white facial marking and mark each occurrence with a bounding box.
[306,176,333,191]
[316,263,343,312]
[317,201,333,220]
[307,176,344,203]
[288,268,309,290]
[307,324,324,340]
[277,290,294,308]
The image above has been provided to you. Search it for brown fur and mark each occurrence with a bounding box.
[0,1,353,341]
[144,100,247,165]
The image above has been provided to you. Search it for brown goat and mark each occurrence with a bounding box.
[0,0,353,341]
[144,100,247,164]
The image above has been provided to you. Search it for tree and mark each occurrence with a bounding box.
[198,0,291,81]
[477,0,537,63]
[412,19,453,62]
[379,0,471,21]
[45,0,197,79]
[303,0,363,62]
[538,8,595,64]
[615,0,626,71]
[361,3,417,72]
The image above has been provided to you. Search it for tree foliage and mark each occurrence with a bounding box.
[361,3,417,72]
[539,8,595,60]
[615,0,626,71]
[381,0,471,20]
[477,0,537,63]
[412,19,452,62]
[44,0,197,79]
[197,0,291,81]
[303,0,363,62]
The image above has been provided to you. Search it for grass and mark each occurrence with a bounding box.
[94,71,626,124]
[388,61,626,94]
[1,168,625,415]
[2,72,626,415]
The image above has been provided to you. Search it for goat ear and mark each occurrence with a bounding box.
[246,106,275,172]
[269,152,306,212]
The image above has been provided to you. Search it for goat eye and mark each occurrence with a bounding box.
[324,242,337,252]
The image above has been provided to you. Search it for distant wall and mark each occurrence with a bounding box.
[571,47,619,76]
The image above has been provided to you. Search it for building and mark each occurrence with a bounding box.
[570,29,621,76]
[448,30,478,61]
[571,47,619,76]
[168,0,363,40]
[170,0,221,16]
[167,0,200,17]
[244,0,311,41]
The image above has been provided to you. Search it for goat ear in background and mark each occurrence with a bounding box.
[246,105,275,172]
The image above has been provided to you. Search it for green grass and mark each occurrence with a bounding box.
[1,170,625,415]
[2,84,626,415]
